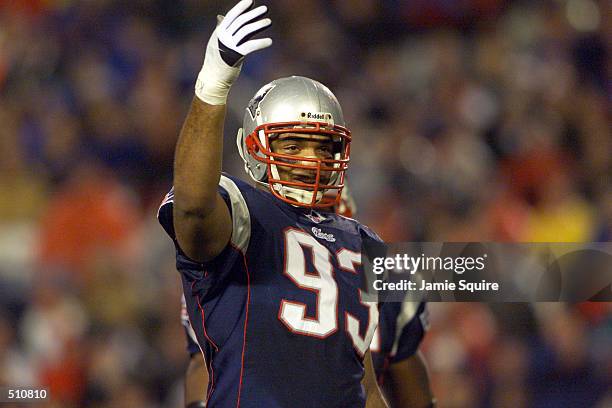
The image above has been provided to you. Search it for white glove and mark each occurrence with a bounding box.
[195,0,272,105]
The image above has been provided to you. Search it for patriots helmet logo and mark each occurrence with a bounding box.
[247,83,275,119]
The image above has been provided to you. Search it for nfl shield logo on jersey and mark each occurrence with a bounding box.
[305,211,326,223]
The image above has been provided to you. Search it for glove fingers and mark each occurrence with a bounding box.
[236,38,273,55]
[235,18,272,47]
[227,5,268,36]
[220,0,253,30]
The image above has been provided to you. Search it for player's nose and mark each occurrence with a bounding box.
[292,152,318,167]
[292,169,316,178]
[301,143,328,159]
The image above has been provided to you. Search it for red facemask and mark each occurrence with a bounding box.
[245,121,351,208]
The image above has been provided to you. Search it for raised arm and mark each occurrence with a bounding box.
[174,99,231,262]
[173,0,272,262]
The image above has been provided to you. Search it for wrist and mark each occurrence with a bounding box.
[194,62,240,105]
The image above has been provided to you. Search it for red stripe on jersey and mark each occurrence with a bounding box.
[194,281,219,351]
[236,246,251,408]
[206,356,215,405]
[193,279,219,405]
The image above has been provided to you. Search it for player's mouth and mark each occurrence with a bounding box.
[292,174,317,184]
[286,172,330,190]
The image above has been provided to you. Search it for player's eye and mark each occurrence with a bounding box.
[283,145,300,153]
[318,145,333,156]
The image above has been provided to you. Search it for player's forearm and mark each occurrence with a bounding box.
[365,389,389,408]
[174,98,226,217]
[171,1,271,262]
[389,352,435,408]
[173,98,233,262]
[363,351,390,408]
[174,0,272,218]
[363,368,389,408]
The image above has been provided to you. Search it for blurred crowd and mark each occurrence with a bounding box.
[0,0,610,407]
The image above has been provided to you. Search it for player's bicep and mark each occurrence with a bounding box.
[174,192,232,263]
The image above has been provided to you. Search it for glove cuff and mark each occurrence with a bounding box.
[194,62,241,105]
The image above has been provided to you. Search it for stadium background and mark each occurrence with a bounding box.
[0,0,610,407]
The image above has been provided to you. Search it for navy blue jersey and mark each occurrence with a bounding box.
[181,294,201,356]
[181,294,429,389]
[159,174,382,408]
[370,302,429,383]
[180,298,429,387]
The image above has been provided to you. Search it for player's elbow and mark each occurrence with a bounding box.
[173,195,232,263]
[173,186,219,218]
[174,204,214,222]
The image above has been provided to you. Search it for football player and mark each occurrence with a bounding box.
[158,1,387,406]
[180,188,434,408]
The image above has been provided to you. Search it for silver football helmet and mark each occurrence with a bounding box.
[236,76,351,208]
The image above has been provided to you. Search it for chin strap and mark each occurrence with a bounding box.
[277,184,323,206]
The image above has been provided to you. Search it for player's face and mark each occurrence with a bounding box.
[270,133,334,188]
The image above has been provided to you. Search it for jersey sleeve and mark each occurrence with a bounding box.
[388,302,429,364]
[359,223,385,246]
[359,223,387,261]
[180,294,201,356]
[157,175,252,297]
